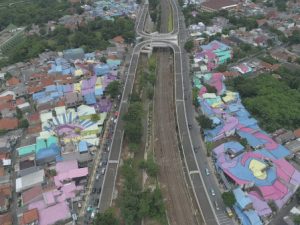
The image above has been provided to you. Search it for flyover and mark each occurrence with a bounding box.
[97,1,232,224]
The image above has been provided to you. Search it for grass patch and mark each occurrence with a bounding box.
[168,11,173,32]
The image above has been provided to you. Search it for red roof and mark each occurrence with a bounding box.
[22,208,39,224]
[0,118,18,130]
[6,77,20,86]
[27,124,42,134]
[0,213,12,225]
[27,112,40,122]
[27,85,44,95]
[22,185,43,205]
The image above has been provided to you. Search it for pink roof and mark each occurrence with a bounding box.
[248,192,272,216]
[28,200,46,211]
[54,168,88,187]
[56,160,78,174]
[43,191,56,206]
[39,202,71,225]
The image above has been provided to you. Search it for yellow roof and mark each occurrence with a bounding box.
[74,82,81,92]
[249,159,267,180]
[74,69,83,77]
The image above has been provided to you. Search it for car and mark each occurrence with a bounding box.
[96,174,100,180]
[92,188,96,193]
[103,160,107,166]
[91,211,95,219]
[205,168,210,176]
[101,168,106,175]
[214,201,220,210]
[97,188,101,194]
[188,124,192,129]
[211,189,215,196]
[226,207,233,217]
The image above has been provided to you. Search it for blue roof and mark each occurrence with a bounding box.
[237,130,264,148]
[233,205,263,225]
[79,141,88,152]
[233,188,252,210]
[84,92,97,105]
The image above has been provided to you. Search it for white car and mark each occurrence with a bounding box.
[205,168,210,176]
[101,168,106,175]
[211,189,215,196]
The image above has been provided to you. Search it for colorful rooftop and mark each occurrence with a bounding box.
[194,40,232,71]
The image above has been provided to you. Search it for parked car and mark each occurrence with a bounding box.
[214,201,220,210]
[96,174,100,180]
[205,168,210,176]
[101,168,106,175]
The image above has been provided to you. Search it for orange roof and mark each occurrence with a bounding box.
[0,118,18,130]
[27,85,44,94]
[0,184,11,197]
[294,128,300,138]
[6,77,20,86]
[113,35,125,44]
[0,166,4,176]
[22,208,39,224]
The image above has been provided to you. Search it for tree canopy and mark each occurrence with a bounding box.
[106,81,121,99]
[94,208,119,225]
[184,40,194,52]
[196,115,214,130]
[1,17,135,67]
[221,191,236,207]
[228,71,300,132]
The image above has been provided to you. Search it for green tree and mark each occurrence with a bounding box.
[294,215,300,225]
[16,107,23,120]
[139,156,159,177]
[106,81,121,99]
[4,72,12,80]
[221,191,236,207]
[19,119,29,128]
[94,208,119,225]
[196,115,214,129]
[184,40,194,52]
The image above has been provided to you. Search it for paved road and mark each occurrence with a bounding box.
[97,0,232,224]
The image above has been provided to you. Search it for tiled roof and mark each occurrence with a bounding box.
[22,208,39,224]
[0,118,18,130]
[22,185,43,205]
[0,213,12,225]
[113,35,125,44]
[201,0,238,10]
[294,128,300,138]
[6,77,20,86]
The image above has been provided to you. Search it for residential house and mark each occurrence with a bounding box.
[0,212,12,225]
[0,118,18,130]
[6,77,20,87]
[21,208,39,225]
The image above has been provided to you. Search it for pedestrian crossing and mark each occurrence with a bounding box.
[216,211,236,225]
